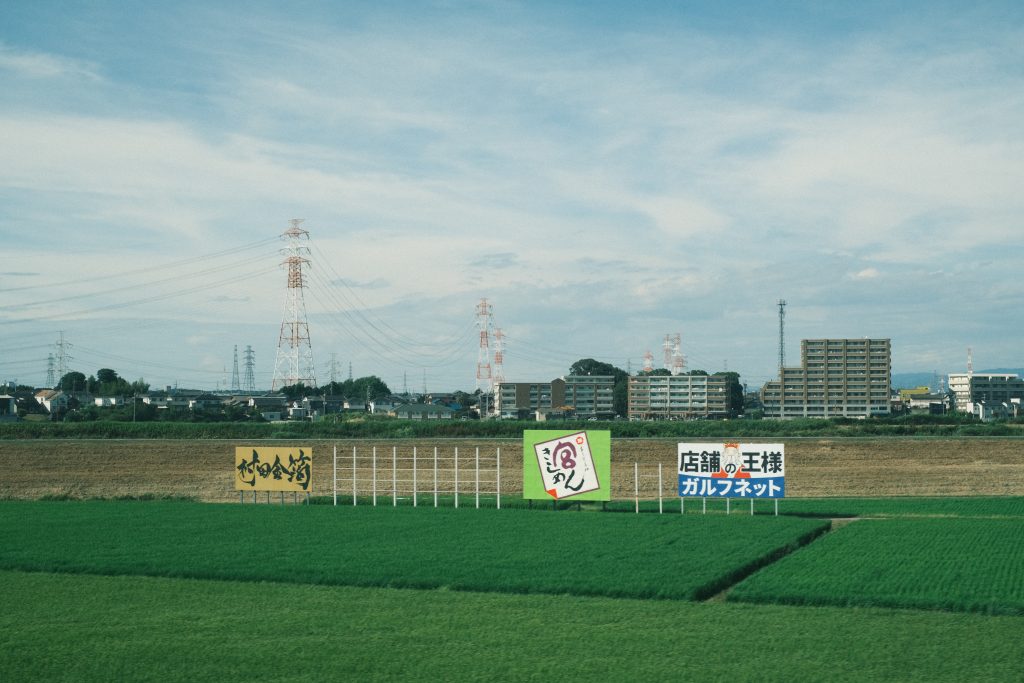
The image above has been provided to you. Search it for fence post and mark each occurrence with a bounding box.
[727,498,730,515]
[496,447,501,510]
[454,446,459,509]
[658,462,663,514]
[433,446,438,508]
[634,461,639,514]
[352,446,357,507]
[332,444,337,507]
[372,446,377,507]
[392,446,397,507]
[475,447,480,509]
[750,499,754,516]
[413,446,418,508]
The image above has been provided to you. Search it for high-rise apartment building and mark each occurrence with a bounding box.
[761,339,891,419]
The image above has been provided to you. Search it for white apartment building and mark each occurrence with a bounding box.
[948,373,1024,413]
[627,374,729,420]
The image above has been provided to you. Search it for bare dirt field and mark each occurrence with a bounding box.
[1,437,1022,503]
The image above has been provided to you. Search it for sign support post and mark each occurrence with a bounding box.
[496,447,501,510]
[392,446,397,507]
[433,447,438,508]
[332,445,337,506]
[413,446,418,508]
[475,447,480,509]
[352,446,357,507]
[372,447,377,506]
[454,446,459,509]
[658,462,663,514]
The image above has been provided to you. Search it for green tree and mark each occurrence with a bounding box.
[58,371,87,392]
[712,371,744,417]
[96,368,119,385]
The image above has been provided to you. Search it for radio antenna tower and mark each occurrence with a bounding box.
[242,345,256,393]
[55,331,72,380]
[670,333,685,376]
[493,328,506,387]
[271,220,317,391]
[642,350,654,373]
[777,299,787,376]
[231,346,241,391]
[46,353,56,387]
[475,298,494,393]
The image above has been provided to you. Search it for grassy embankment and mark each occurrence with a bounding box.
[2,413,1023,439]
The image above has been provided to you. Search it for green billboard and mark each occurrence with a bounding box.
[522,430,611,501]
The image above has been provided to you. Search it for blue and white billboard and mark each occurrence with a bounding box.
[678,442,785,498]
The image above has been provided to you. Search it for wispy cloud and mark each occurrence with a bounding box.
[0,43,101,81]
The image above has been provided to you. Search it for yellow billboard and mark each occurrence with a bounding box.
[235,446,312,492]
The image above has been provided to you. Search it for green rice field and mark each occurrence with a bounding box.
[0,500,827,600]
[729,517,1024,615]
[2,499,1022,681]
[3,570,1022,682]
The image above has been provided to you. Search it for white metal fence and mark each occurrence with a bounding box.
[321,445,778,515]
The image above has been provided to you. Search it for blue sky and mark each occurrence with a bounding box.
[1,1,1022,392]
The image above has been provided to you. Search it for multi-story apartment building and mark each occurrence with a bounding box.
[761,339,891,419]
[948,373,1024,413]
[627,374,729,420]
[494,376,615,419]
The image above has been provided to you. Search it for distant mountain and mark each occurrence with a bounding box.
[891,373,940,390]
[892,369,1024,390]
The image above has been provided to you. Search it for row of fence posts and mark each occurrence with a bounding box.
[333,445,501,509]
[632,462,776,516]
[326,446,777,516]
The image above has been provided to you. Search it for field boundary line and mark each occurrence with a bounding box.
[701,519,844,602]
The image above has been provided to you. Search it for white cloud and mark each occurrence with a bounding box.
[849,267,881,280]
[0,43,101,81]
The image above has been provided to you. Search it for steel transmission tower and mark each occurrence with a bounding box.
[327,352,340,385]
[55,332,72,381]
[670,333,685,376]
[493,328,506,387]
[271,220,317,391]
[46,353,56,387]
[231,346,241,391]
[242,345,256,393]
[475,298,493,393]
